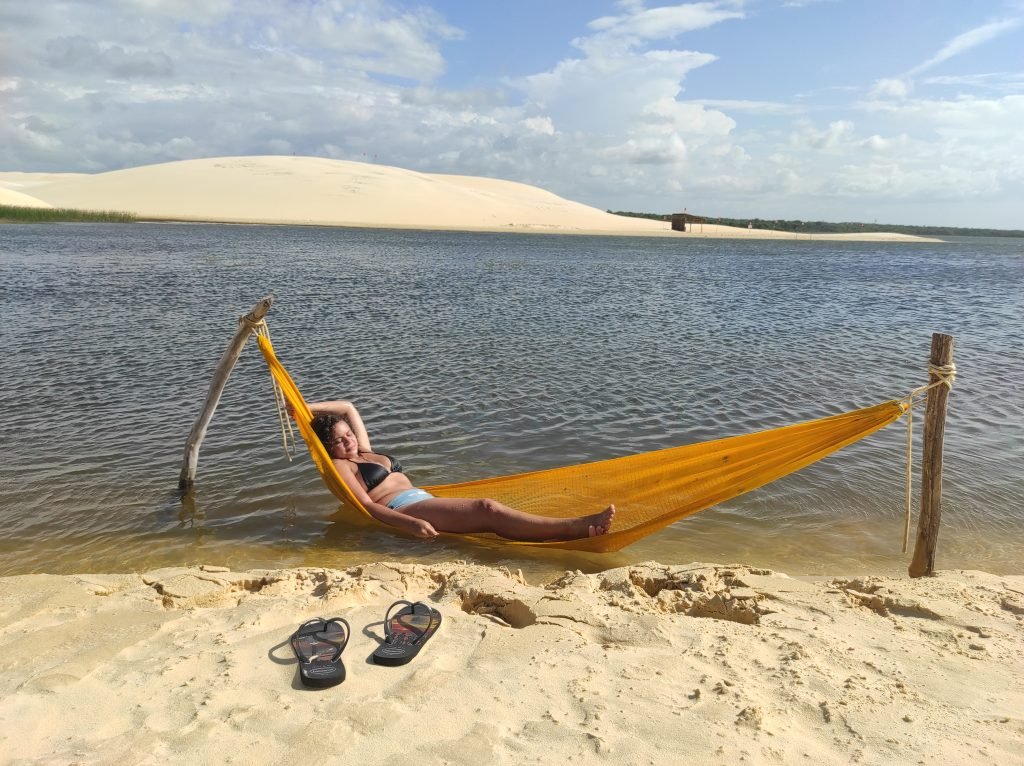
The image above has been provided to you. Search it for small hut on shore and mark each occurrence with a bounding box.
[671,212,706,232]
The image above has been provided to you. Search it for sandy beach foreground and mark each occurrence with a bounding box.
[0,156,935,241]
[1,561,1020,764]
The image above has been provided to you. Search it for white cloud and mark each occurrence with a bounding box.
[870,78,910,100]
[789,119,854,151]
[493,2,752,205]
[601,133,688,164]
[518,49,718,135]
[858,133,909,153]
[640,98,735,134]
[587,2,744,42]
[826,160,1002,200]
[768,93,1024,213]
[44,36,175,78]
[116,0,235,23]
[521,116,555,136]
[507,1,748,196]
[860,93,1024,133]
[923,71,1024,93]
[0,0,469,172]
[681,98,803,114]
[907,18,1022,76]
[864,18,1021,108]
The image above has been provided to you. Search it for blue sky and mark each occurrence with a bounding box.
[2,1,1023,227]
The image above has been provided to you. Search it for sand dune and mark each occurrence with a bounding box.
[0,561,1020,763]
[2,156,936,240]
[0,171,90,189]
[18,156,669,233]
[0,187,52,208]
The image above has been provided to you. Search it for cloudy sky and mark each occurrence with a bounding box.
[2,1,1023,228]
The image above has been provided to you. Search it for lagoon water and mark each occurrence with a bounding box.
[1,223,1021,580]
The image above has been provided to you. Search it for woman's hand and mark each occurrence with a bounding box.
[405,518,438,539]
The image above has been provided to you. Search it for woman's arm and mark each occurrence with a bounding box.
[366,502,437,539]
[307,400,372,452]
[333,460,437,539]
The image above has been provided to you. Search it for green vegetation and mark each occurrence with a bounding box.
[608,210,1024,239]
[608,211,673,222]
[0,205,136,223]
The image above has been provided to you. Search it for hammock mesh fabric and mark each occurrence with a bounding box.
[257,335,905,552]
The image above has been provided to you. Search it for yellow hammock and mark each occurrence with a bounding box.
[257,334,905,553]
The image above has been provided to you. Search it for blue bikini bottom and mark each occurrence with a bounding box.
[386,488,434,510]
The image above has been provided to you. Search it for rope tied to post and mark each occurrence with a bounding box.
[900,361,957,552]
[253,319,298,461]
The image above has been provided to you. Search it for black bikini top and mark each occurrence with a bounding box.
[354,453,404,492]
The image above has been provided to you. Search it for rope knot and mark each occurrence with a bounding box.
[239,316,267,331]
[927,362,956,389]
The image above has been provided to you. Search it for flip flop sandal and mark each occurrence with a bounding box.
[372,600,442,666]
[290,616,351,688]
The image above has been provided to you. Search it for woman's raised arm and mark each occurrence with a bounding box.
[306,400,372,452]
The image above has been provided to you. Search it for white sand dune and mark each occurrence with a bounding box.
[0,561,1020,763]
[4,156,936,240]
[21,156,669,234]
[0,171,90,190]
[0,186,52,208]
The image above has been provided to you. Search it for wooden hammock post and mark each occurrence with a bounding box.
[178,296,273,491]
[908,333,954,578]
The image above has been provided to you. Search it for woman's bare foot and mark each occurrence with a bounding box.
[586,504,616,537]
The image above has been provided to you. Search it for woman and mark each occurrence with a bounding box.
[305,400,615,541]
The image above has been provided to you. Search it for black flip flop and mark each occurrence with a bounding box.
[290,616,350,688]
[372,600,442,666]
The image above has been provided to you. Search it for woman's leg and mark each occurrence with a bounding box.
[399,497,615,541]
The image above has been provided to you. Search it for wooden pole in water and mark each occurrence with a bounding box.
[178,296,273,491]
[908,333,954,578]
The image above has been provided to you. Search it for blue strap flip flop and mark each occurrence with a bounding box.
[290,616,351,688]
[372,600,442,666]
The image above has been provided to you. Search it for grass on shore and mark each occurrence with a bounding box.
[0,205,136,223]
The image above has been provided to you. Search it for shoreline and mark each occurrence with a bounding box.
[131,217,946,241]
[0,215,945,241]
[0,157,942,242]
[2,560,1021,763]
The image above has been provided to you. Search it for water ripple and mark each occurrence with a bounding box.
[1,224,1021,578]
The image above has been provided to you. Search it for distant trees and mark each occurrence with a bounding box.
[607,210,1023,238]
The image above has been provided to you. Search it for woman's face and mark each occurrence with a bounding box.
[328,421,359,459]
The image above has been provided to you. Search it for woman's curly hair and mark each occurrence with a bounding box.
[311,413,343,450]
